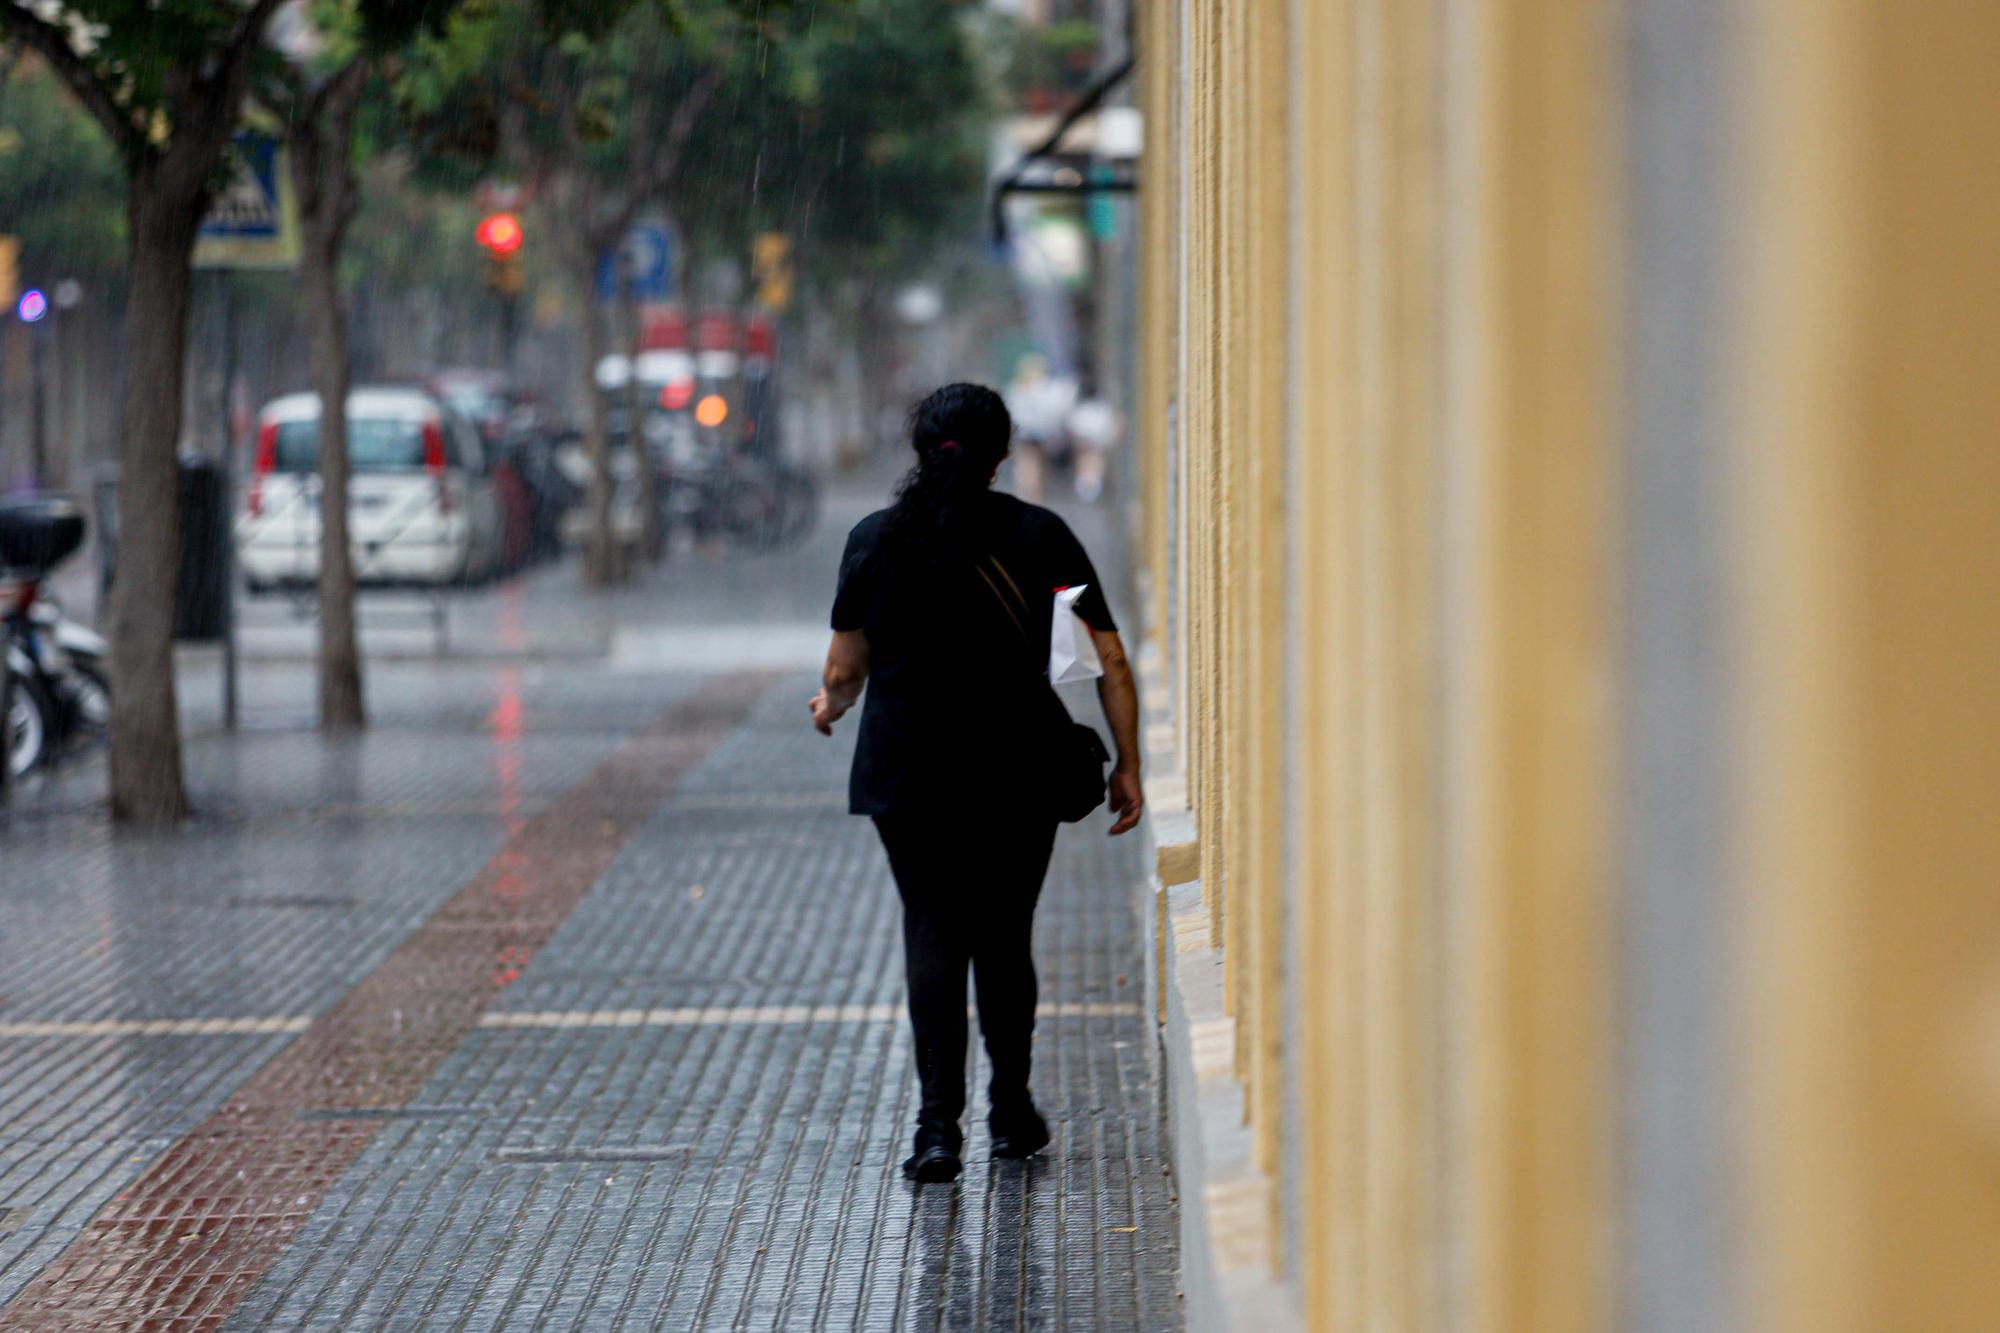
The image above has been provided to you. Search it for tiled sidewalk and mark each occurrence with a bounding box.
[0,657,1180,1328]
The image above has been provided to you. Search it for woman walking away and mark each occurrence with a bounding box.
[810,382,1145,1184]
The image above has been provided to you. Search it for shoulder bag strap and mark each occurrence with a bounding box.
[987,555,1031,612]
[974,554,1033,647]
[976,554,1070,703]
[979,554,1108,790]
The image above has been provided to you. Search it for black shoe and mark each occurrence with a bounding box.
[989,1103,1050,1160]
[902,1142,964,1183]
[902,1121,964,1183]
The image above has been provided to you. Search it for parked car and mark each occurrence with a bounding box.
[433,370,578,571]
[495,431,575,562]
[489,442,536,573]
[431,368,513,444]
[237,386,504,591]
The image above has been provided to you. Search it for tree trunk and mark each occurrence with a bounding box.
[293,69,368,731]
[620,276,663,563]
[568,244,621,586]
[302,228,363,728]
[107,180,198,824]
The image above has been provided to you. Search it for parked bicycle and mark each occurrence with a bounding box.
[665,450,819,553]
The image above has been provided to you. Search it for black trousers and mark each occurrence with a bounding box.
[873,814,1059,1137]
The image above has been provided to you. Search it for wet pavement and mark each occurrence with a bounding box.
[0,468,1181,1330]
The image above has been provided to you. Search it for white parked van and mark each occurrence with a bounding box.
[238,387,503,590]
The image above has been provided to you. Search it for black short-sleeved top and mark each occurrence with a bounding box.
[831,492,1117,816]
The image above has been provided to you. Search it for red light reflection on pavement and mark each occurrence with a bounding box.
[490,667,526,841]
[491,943,531,989]
[496,580,527,656]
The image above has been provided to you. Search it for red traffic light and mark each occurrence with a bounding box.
[475,212,524,256]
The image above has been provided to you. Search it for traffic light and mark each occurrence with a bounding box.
[0,236,18,311]
[475,212,524,295]
[475,212,523,256]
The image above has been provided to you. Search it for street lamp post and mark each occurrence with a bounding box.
[15,287,50,488]
[29,314,45,489]
[52,281,83,492]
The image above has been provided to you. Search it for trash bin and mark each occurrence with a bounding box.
[95,456,234,642]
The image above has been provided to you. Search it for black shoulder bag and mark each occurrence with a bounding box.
[974,554,1111,824]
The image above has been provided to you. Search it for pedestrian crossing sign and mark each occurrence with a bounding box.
[194,132,301,270]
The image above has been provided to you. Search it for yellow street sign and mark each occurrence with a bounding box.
[752,231,792,312]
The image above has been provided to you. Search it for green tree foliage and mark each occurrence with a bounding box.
[0,55,126,281]
[665,0,991,285]
[787,0,991,280]
[391,0,756,181]
[395,0,989,305]
[0,0,277,167]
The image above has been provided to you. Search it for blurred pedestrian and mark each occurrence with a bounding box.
[1065,396,1122,503]
[809,382,1145,1184]
[1002,355,1076,504]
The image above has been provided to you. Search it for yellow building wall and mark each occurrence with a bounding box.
[1133,0,2000,1328]
[1145,0,1614,1323]
[1737,0,2000,1328]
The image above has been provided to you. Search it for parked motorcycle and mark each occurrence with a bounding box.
[30,598,109,736]
[6,639,52,779]
[1,498,91,781]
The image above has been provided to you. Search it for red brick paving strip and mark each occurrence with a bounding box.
[0,674,770,1331]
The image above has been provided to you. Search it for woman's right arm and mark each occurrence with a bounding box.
[1091,628,1145,835]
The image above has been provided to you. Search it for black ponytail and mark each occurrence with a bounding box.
[885,382,1011,550]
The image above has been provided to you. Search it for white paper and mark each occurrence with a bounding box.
[1049,584,1104,684]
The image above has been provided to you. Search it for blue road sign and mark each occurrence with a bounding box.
[194,133,299,270]
[595,223,675,303]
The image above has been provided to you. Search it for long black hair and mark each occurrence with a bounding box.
[884,382,1012,550]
